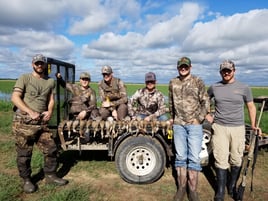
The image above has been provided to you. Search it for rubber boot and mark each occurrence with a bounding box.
[23,178,36,193]
[45,173,68,186]
[214,168,227,201]
[173,167,187,201]
[228,166,241,199]
[188,170,200,201]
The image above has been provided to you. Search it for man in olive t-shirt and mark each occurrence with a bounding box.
[11,54,68,194]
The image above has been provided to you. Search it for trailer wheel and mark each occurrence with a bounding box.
[115,135,166,184]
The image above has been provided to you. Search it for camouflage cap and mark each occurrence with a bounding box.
[220,60,235,71]
[32,54,46,63]
[101,65,113,74]
[145,72,156,82]
[80,72,91,81]
[177,57,191,67]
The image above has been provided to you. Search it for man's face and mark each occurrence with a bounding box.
[220,68,235,82]
[177,64,191,77]
[102,73,112,82]
[80,77,90,87]
[32,61,46,74]
[146,80,156,90]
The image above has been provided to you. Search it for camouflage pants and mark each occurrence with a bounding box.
[12,121,58,179]
[99,103,128,120]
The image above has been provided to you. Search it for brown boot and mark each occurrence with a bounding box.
[189,189,200,201]
[23,178,36,193]
[173,186,186,201]
[187,170,200,201]
[174,167,187,201]
[45,174,68,186]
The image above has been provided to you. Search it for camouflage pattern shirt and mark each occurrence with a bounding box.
[128,87,167,119]
[169,75,210,125]
[98,77,128,106]
[66,83,97,114]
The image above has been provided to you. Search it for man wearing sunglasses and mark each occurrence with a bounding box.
[56,72,99,121]
[206,60,259,201]
[128,72,167,121]
[169,57,210,201]
[11,54,68,193]
[98,65,128,120]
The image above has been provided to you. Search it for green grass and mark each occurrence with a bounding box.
[1,80,267,133]
[1,80,267,200]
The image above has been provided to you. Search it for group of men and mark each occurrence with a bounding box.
[56,64,168,123]
[11,54,260,201]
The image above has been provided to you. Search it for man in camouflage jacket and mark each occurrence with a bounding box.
[169,57,210,201]
[11,54,68,194]
[128,72,167,121]
[56,71,99,120]
[98,65,128,120]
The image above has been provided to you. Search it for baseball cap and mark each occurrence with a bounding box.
[177,57,191,67]
[32,54,46,63]
[101,65,113,74]
[220,60,235,71]
[80,72,91,80]
[145,72,156,82]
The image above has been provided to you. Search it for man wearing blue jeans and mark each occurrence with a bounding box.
[169,57,210,201]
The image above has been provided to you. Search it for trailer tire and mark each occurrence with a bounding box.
[115,135,166,184]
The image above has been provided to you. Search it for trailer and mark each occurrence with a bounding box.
[45,57,267,184]
[45,57,212,184]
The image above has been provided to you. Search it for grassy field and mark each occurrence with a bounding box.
[0,80,268,200]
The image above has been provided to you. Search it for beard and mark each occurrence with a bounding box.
[33,67,44,75]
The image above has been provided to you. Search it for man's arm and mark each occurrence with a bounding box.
[55,73,66,88]
[246,101,257,128]
[112,80,128,106]
[11,88,40,120]
[42,92,55,122]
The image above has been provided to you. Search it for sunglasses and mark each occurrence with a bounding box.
[102,73,111,77]
[35,61,45,66]
[146,81,156,84]
[220,69,233,74]
[81,78,90,81]
[177,65,190,70]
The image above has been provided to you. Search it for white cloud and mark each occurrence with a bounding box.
[0,1,267,86]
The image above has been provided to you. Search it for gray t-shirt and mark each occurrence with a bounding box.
[207,80,253,126]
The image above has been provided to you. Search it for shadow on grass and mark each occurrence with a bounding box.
[56,150,111,178]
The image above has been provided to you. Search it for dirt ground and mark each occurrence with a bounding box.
[1,132,267,201]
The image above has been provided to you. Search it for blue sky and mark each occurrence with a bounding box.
[0,0,267,86]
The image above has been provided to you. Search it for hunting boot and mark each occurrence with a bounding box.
[173,167,187,201]
[188,170,200,201]
[23,177,36,193]
[228,166,241,199]
[214,168,227,201]
[45,173,68,186]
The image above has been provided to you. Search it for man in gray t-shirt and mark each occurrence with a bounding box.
[206,60,258,201]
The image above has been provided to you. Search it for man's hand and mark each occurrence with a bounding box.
[102,101,111,108]
[205,113,214,124]
[28,110,41,120]
[112,110,118,120]
[55,73,62,79]
[41,111,52,121]
[77,110,87,120]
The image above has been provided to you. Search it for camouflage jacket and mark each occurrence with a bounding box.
[168,75,210,125]
[128,87,167,119]
[98,77,128,106]
[66,83,97,114]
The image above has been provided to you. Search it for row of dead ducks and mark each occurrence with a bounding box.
[59,116,173,140]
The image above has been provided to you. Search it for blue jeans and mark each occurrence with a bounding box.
[137,114,168,121]
[173,124,203,171]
